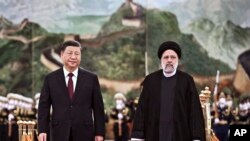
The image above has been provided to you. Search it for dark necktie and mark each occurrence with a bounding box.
[68,73,74,99]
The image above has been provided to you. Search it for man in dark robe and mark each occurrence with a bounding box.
[131,41,205,141]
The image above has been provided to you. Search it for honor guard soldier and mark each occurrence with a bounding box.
[110,93,132,141]
[213,92,233,141]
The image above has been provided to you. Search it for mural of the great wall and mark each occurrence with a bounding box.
[0,0,250,115]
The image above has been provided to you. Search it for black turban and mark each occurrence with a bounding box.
[158,41,181,59]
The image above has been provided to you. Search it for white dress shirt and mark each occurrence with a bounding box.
[63,67,78,92]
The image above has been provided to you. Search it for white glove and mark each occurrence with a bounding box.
[118,113,123,119]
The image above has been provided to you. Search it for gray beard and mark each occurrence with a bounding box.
[162,62,178,75]
[163,63,178,77]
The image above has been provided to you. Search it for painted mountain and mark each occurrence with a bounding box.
[1,1,249,97]
[187,19,250,69]
[0,16,49,96]
[165,0,250,29]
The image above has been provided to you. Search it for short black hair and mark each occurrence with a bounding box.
[60,40,82,52]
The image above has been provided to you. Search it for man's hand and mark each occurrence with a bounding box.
[95,135,103,141]
[38,133,47,141]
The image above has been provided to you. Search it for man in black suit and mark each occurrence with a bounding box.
[38,40,105,141]
[131,41,205,141]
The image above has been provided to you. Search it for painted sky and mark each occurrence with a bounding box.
[1,0,249,34]
[0,0,185,23]
[0,0,185,34]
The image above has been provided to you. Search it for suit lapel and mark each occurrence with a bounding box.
[72,68,86,101]
[57,68,72,102]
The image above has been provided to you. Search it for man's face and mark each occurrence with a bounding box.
[61,46,81,71]
[161,49,179,74]
[116,99,125,110]
[219,97,226,108]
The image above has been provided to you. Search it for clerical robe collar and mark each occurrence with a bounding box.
[163,69,177,78]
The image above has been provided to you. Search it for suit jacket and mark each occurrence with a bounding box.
[131,70,205,141]
[38,68,105,141]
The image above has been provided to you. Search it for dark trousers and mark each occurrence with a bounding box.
[1,124,18,141]
[69,128,73,141]
[113,122,129,141]
[0,124,6,141]
[214,124,229,141]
